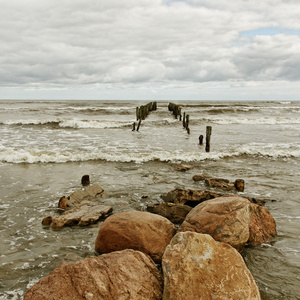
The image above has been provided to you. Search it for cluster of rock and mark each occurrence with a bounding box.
[29,177,278,299]
[42,184,112,229]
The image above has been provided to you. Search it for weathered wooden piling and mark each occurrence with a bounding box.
[133,102,157,131]
[132,122,136,131]
[205,126,212,152]
[199,135,203,145]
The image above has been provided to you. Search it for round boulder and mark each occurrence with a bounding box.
[162,232,261,300]
[24,249,162,300]
[95,211,176,263]
[248,203,277,246]
[179,196,253,250]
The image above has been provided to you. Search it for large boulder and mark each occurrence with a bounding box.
[95,211,176,263]
[179,196,253,250]
[248,203,277,246]
[162,232,261,300]
[24,249,162,300]
[44,201,113,229]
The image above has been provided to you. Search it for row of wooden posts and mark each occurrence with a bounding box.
[168,102,212,152]
[133,102,212,152]
[132,101,157,131]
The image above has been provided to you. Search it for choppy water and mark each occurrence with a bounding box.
[0,100,299,299]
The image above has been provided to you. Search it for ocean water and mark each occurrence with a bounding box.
[0,100,299,299]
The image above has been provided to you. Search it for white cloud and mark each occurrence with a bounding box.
[0,0,300,100]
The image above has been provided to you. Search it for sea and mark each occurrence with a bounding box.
[0,100,299,299]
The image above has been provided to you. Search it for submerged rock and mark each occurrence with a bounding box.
[162,232,261,300]
[179,196,253,250]
[146,202,192,224]
[174,163,194,172]
[95,211,176,263]
[205,178,236,191]
[44,201,112,229]
[24,249,162,300]
[248,203,277,246]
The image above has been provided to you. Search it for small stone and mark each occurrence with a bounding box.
[81,175,90,186]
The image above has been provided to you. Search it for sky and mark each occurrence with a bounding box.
[1,0,300,101]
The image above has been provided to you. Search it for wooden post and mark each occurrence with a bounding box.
[185,115,189,130]
[199,135,203,145]
[136,119,142,131]
[183,112,186,128]
[132,122,136,131]
[205,126,212,152]
[136,107,139,121]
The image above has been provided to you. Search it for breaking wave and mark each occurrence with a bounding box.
[1,143,299,164]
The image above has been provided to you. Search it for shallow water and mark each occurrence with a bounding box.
[0,100,300,299]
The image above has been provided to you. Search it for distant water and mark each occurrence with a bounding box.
[0,100,299,299]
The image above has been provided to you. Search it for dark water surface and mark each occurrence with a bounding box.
[0,100,299,299]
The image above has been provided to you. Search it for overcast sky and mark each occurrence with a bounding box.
[1,0,300,100]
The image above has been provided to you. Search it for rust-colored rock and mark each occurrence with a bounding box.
[162,232,261,300]
[24,249,162,300]
[235,179,245,192]
[58,196,67,209]
[146,202,192,224]
[50,201,112,229]
[41,216,52,226]
[95,211,176,263]
[179,196,253,250]
[248,203,277,246]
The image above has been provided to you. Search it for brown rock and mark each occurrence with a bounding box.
[95,211,176,263]
[179,196,253,250]
[41,216,52,226]
[235,179,245,192]
[146,202,192,224]
[161,188,224,207]
[192,174,206,181]
[205,178,236,191]
[248,203,277,246]
[65,183,107,207]
[174,163,194,172]
[24,249,162,300]
[162,232,261,300]
[58,196,67,209]
[50,201,113,229]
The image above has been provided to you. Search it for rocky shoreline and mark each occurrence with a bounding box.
[27,172,277,299]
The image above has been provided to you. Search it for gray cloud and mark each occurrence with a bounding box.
[1,0,300,99]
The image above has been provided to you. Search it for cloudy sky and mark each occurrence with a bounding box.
[1,0,300,101]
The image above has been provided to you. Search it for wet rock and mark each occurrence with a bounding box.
[41,216,52,226]
[179,196,253,250]
[161,188,224,207]
[174,163,194,172]
[248,203,277,246]
[162,232,261,300]
[146,202,192,224]
[234,179,245,192]
[64,183,107,208]
[205,178,236,191]
[81,174,90,186]
[95,211,176,263]
[192,174,206,181]
[49,201,113,229]
[162,188,267,207]
[24,249,163,300]
[58,196,67,209]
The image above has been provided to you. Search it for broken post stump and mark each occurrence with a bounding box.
[199,135,203,145]
[205,126,212,152]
